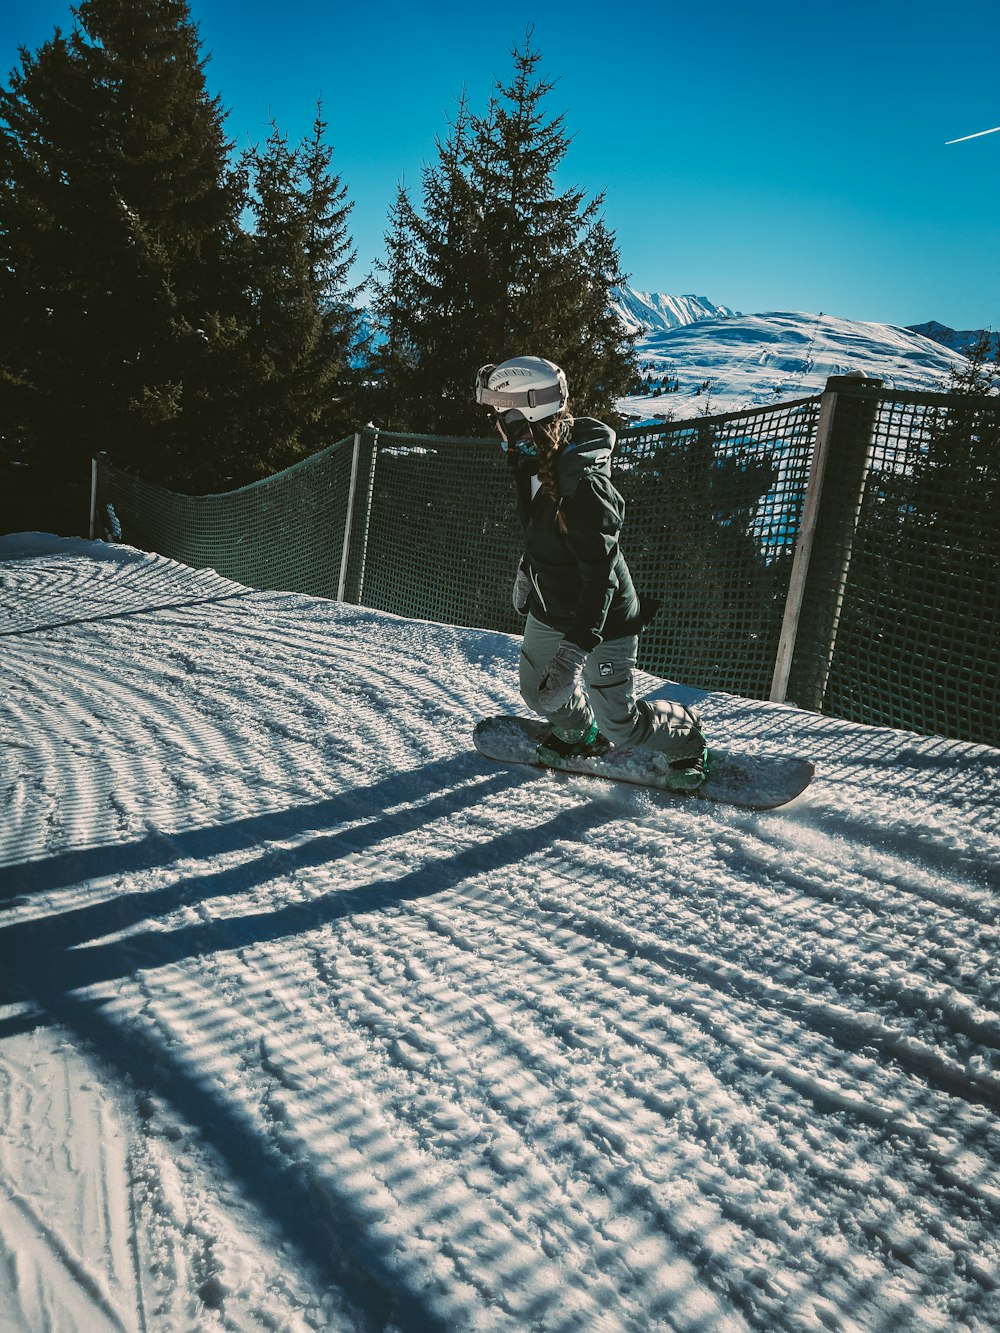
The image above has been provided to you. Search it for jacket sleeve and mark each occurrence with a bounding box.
[559,473,623,650]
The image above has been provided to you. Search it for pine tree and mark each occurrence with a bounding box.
[916,328,1000,556]
[242,121,320,476]
[241,108,360,478]
[0,27,121,533]
[0,32,98,484]
[0,0,251,525]
[368,180,423,427]
[369,34,636,434]
[297,108,362,441]
[946,328,1000,398]
[410,90,491,434]
[370,91,489,433]
[473,41,635,424]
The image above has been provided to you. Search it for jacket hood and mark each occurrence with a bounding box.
[557,417,616,496]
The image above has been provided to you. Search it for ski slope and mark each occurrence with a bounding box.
[1,534,999,1333]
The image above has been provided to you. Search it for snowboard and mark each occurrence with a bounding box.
[474,715,814,810]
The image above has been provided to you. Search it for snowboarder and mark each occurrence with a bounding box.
[474,355,710,790]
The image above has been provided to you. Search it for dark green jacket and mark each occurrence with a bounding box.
[511,417,643,651]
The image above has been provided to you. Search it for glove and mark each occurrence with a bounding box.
[537,640,588,712]
[512,565,531,615]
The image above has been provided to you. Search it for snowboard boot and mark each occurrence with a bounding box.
[537,719,612,768]
[650,745,711,792]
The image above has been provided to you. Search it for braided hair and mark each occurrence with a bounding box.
[527,409,573,531]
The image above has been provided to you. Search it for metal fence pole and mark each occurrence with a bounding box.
[88,455,100,540]
[350,426,379,606]
[337,432,362,602]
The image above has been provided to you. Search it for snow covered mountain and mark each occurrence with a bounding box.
[354,282,972,420]
[609,284,739,336]
[616,307,968,422]
[907,320,999,358]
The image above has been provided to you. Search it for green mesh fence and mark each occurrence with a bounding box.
[615,398,820,699]
[343,431,525,637]
[786,388,1000,747]
[92,385,1000,747]
[97,436,357,599]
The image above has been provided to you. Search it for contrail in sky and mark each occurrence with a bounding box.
[945,125,1000,144]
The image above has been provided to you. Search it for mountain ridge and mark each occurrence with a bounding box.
[905,320,998,357]
[608,286,739,335]
[614,298,969,422]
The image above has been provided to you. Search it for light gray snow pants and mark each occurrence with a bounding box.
[519,613,705,759]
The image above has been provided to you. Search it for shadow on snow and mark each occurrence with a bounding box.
[0,751,623,1330]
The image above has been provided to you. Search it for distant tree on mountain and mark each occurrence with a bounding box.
[368,33,637,434]
[946,327,1000,397]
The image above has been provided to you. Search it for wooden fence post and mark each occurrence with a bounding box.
[769,387,839,704]
[770,374,883,710]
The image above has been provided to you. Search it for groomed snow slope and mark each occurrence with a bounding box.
[1,535,999,1333]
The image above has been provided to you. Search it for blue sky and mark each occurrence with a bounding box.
[3,0,998,329]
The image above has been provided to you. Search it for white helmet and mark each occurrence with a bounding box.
[474,356,568,423]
